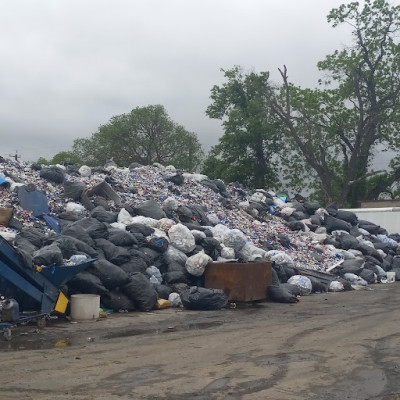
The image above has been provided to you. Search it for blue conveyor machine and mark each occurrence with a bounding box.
[0,236,94,316]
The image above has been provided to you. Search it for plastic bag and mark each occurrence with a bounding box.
[210,224,230,242]
[168,292,183,308]
[66,202,86,214]
[157,218,176,232]
[146,266,163,284]
[222,229,247,251]
[164,245,188,266]
[180,286,228,310]
[220,246,236,259]
[239,242,266,262]
[329,281,345,292]
[185,251,212,277]
[287,275,312,295]
[168,223,196,253]
[117,208,134,225]
[265,250,294,268]
[78,165,92,177]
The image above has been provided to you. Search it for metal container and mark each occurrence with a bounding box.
[204,261,272,302]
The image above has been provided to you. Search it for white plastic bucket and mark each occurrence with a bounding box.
[386,271,396,283]
[70,294,100,320]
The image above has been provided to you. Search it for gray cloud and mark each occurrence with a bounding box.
[0,0,364,162]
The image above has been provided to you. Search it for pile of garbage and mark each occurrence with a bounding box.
[0,158,399,312]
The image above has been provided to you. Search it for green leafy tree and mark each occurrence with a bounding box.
[203,67,282,189]
[271,0,400,206]
[73,105,204,171]
[49,151,82,166]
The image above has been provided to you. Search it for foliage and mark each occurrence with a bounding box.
[73,105,204,171]
[203,66,282,189]
[270,0,400,206]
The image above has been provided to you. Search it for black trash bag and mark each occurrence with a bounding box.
[336,210,358,225]
[163,270,191,285]
[154,284,173,300]
[15,247,34,269]
[147,236,169,252]
[359,268,376,284]
[340,258,364,275]
[364,263,383,280]
[136,199,166,220]
[268,285,299,303]
[381,258,392,272]
[33,243,64,266]
[40,166,65,184]
[139,246,162,264]
[101,290,136,311]
[391,255,400,269]
[63,181,86,201]
[94,238,131,266]
[373,242,390,254]
[62,223,95,247]
[31,162,42,171]
[177,205,193,223]
[325,203,338,217]
[180,286,228,310]
[303,201,322,215]
[324,214,351,233]
[364,255,382,267]
[291,210,309,220]
[310,215,322,226]
[122,272,158,311]
[323,237,341,248]
[200,179,220,194]
[339,233,360,251]
[277,234,291,248]
[283,265,297,280]
[88,259,130,290]
[290,200,306,213]
[54,235,98,259]
[126,223,154,237]
[349,226,364,237]
[307,276,328,293]
[91,206,118,224]
[358,220,381,235]
[18,227,45,248]
[86,220,109,239]
[281,283,303,296]
[187,205,211,226]
[14,235,38,254]
[108,229,138,247]
[68,271,108,295]
[272,263,287,283]
[285,221,306,231]
[164,173,185,186]
[119,257,148,274]
[358,243,383,263]
[128,162,142,170]
[128,247,151,264]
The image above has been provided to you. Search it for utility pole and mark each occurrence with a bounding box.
[9,151,21,162]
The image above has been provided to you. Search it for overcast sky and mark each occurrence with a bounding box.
[0,1,375,163]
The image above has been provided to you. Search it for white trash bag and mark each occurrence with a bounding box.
[287,275,312,295]
[185,251,212,277]
[223,229,247,251]
[168,223,196,253]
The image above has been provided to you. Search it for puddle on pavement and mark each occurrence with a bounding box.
[104,320,224,339]
[0,320,225,351]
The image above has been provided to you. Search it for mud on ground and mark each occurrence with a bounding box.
[1,283,400,400]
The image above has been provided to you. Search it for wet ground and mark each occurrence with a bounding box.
[1,284,400,399]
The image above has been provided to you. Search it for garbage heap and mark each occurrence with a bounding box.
[0,158,398,312]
